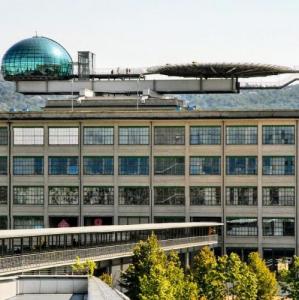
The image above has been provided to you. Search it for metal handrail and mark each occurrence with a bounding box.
[0,235,217,275]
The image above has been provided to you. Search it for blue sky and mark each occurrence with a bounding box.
[1,0,299,68]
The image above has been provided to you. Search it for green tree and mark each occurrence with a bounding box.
[192,246,225,300]
[248,252,278,300]
[99,273,113,287]
[280,256,299,299]
[121,234,198,300]
[72,256,96,276]
[218,253,257,300]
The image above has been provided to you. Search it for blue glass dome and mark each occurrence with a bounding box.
[1,36,73,80]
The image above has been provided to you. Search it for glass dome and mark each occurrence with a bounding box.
[1,36,73,80]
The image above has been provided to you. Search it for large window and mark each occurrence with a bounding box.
[263,156,294,175]
[226,187,257,206]
[226,126,257,145]
[119,127,149,145]
[263,218,295,236]
[190,156,221,175]
[119,216,149,225]
[48,186,79,205]
[263,125,295,144]
[83,127,114,145]
[119,187,149,205]
[83,157,113,175]
[154,216,185,223]
[154,187,185,205]
[13,216,44,229]
[83,187,114,205]
[13,127,43,145]
[48,156,78,175]
[226,217,258,236]
[49,127,78,145]
[0,157,7,175]
[119,157,149,175]
[190,126,221,145]
[0,187,7,205]
[154,127,185,145]
[0,127,8,145]
[0,216,7,229]
[226,156,257,175]
[263,187,295,206]
[154,157,185,175]
[13,157,43,175]
[13,187,44,205]
[190,187,221,205]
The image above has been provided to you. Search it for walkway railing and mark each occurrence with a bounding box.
[0,235,217,276]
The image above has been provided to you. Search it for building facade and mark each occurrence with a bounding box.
[0,101,298,265]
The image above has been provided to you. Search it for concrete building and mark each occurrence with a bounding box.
[0,97,297,267]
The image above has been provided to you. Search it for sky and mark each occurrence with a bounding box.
[1,0,299,69]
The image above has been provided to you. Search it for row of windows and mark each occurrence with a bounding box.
[2,156,295,176]
[0,215,295,235]
[0,125,295,146]
[0,186,295,206]
[226,217,295,237]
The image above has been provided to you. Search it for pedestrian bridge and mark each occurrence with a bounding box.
[0,222,221,276]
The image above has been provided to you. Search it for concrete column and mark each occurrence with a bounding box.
[296,120,299,255]
[44,124,49,228]
[257,123,263,255]
[185,123,190,221]
[113,124,119,225]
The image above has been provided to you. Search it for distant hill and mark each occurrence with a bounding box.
[180,85,299,110]
[1,76,299,111]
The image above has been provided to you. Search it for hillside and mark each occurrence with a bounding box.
[1,76,299,111]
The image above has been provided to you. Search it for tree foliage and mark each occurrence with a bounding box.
[121,234,198,300]
[99,272,113,287]
[71,256,96,276]
[248,252,278,300]
[280,256,299,299]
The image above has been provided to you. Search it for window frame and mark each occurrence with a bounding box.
[48,186,79,206]
[154,156,185,176]
[13,126,44,146]
[118,156,149,176]
[154,186,185,206]
[48,127,79,146]
[189,156,221,175]
[83,126,114,145]
[190,186,221,206]
[13,186,44,205]
[118,126,149,145]
[83,186,114,205]
[226,186,257,206]
[154,126,185,145]
[226,125,258,145]
[118,186,150,205]
[262,156,295,176]
[13,156,44,176]
[262,125,295,145]
[190,126,221,145]
[83,156,114,175]
[226,156,257,175]
[262,186,295,206]
[48,156,79,176]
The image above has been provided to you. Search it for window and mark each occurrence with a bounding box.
[263,156,294,175]
[226,217,258,236]
[119,187,149,205]
[0,187,7,204]
[154,157,185,175]
[154,187,185,205]
[191,217,222,236]
[190,126,221,145]
[83,187,114,205]
[226,187,257,205]
[154,216,185,223]
[49,157,78,175]
[13,186,44,205]
[0,216,7,229]
[263,218,295,236]
[154,127,185,145]
[119,216,149,225]
[13,127,44,145]
[0,157,7,175]
[263,187,295,206]
[49,127,78,145]
[84,127,114,145]
[83,157,113,175]
[226,126,257,145]
[13,216,44,229]
[119,157,149,175]
[190,156,221,175]
[190,187,221,205]
[49,187,79,205]
[119,127,149,145]
[263,125,295,144]
[13,157,43,175]
[0,127,8,145]
[226,156,257,175]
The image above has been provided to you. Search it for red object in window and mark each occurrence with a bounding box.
[58,219,70,228]
[94,218,103,226]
